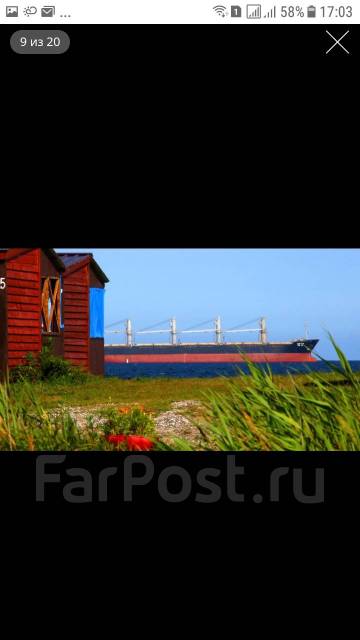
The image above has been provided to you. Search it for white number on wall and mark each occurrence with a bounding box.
[0,277,6,290]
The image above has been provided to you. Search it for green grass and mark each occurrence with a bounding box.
[0,381,157,450]
[22,375,242,413]
[26,368,360,416]
[2,336,360,451]
[179,336,360,451]
[0,381,110,451]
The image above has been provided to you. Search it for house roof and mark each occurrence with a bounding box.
[57,253,109,283]
[0,248,65,271]
[58,253,89,268]
[43,248,66,271]
[0,249,108,283]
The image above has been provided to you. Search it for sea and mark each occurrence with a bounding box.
[105,361,360,379]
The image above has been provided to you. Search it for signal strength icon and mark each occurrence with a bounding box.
[246,4,261,18]
[264,6,276,18]
[213,5,228,17]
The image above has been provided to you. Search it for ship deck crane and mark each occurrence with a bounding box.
[106,317,268,346]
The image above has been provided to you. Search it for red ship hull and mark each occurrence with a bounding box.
[105,353,317,364]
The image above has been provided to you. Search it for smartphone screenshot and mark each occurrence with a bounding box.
[1,2,356,514]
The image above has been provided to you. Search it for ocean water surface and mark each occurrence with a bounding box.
[105,361,360,379]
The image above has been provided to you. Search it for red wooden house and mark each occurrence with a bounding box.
[0,248,109,379]
[57,253,109,376]
[0,248,65,376]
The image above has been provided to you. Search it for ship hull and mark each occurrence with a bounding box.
[105,353,316,363]
[105,340,318,364]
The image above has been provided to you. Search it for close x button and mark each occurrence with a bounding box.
[325,29,350,55]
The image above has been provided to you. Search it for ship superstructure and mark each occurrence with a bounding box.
[104,317,318,364]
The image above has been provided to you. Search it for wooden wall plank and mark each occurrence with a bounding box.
[7,270,39,282]
[8,319,40,327]
[8,304,39,313]
[7,263,39,274]
[8,339,39,345]
[63,293,88,301]
[8,311,40,319]
[6,278,39,290]
[6,249,41,368]
[8,327,41,335]
[8,350,39,357]
[63,302,87,308]
[63,317,88,323]
[63,263,89,370]
[7,292,40,303]
[63,319,88,326]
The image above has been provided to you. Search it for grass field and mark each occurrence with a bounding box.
[25,375,240,413]
[19,370,341,414]
[1,337,360,451]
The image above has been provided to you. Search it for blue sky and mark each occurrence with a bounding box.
[56,249,360,359]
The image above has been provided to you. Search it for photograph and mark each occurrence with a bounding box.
[1,247,359,454]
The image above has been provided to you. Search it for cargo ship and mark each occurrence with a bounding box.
[104,317,319,364]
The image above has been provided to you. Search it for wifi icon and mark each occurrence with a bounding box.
[213,5,228,17]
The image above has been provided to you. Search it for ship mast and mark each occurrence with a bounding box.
[260,317,268,344]
[170,317,177,345]
[126,319,133,346]
[215,316,222,344]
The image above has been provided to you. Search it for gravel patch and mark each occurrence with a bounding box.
[50,404,115,430]
[50,399,205,448]
[154,400,204,447]
[170,400,203,411]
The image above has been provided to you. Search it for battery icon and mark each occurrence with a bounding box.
[307,5,316,17]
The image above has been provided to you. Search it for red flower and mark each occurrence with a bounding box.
[106,435,126,445]
[118,406,131,414]
[106,434,154,451]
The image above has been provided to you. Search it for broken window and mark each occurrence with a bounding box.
[41,277,61,334]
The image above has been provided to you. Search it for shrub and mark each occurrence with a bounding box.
[99,405,156,438]
[9,343,88,384]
